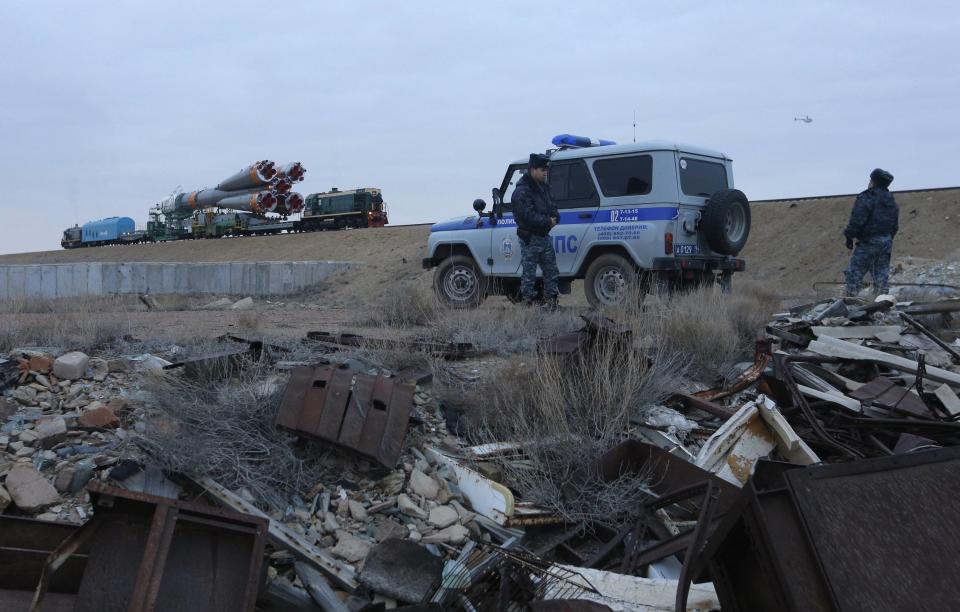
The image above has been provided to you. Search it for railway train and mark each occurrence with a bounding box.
[61,187,388,249]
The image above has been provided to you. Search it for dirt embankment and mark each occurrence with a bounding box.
[741,188,960,295]
[3,187,958,298]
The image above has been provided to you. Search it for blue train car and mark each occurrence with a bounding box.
[81,217,136,245]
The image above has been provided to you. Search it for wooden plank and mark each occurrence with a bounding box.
[295,562,350,612]
[797,384,863,412]
[757,396,820,464]
[195,479,358,592]
[812,325,902,340]
[934,384,960,417]
[806,336,960,386]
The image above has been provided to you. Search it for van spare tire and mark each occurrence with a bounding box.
[701,189,750,255]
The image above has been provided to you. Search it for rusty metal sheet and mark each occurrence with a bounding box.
[703,448,960,612]
[562,440,740,517]
[277,364,415,467]
[305,331,480,360]
[59,482,269,612]
[0,516,87,594]
[848,376,932,418]
[538,314,632,358]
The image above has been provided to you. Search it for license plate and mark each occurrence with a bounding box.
[674,244,699,255]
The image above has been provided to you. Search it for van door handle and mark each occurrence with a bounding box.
[578,213,593,219]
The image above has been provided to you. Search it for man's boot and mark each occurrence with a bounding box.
[543,296,559,312]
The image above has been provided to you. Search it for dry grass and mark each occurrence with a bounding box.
[365,281,440,328]
[428,281,779,527]
[132,360,330,509]
[422,306,580,355]
[448,314,686,528]
[0,297,130,352]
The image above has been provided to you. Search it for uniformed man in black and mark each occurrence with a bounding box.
[844,168,898,296]
[512,153,560,309]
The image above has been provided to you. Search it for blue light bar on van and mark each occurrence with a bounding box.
[551,134,617,148]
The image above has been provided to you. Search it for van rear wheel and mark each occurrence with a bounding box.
[584,254,639,308]
[434,255,486,308]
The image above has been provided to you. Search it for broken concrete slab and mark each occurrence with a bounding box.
[359,539,443,604]
[811,325,903,340]
[935,384,960,417]
[53,351,89,381]
[409,468,440,500]
[331,530,373,563]
[202,297,234,310]
[35,416,67,448]
[5,463,60,512]
[807,336,960,386]
[427,505,459,529]
[372,517,408,542]
[230,297,255,310]
[556,564,720,612]
[421,524,469,545]
[397,493,427,520]
[0,484,10,511]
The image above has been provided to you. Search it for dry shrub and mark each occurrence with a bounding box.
[423,306,580,355]
[0,298,128,352]
[460,317,686,528]
[133,360,329,508]
[367,282,439,328]
[651,284,778,381]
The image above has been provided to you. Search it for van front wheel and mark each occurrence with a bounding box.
[434,255,486,308]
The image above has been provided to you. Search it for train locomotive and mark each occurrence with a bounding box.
[59,160,390,249]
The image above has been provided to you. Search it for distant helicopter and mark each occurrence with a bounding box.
[794,115,813,123]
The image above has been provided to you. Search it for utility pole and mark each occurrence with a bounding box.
[633,110,637,143]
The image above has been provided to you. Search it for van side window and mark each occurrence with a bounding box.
[548,160,599,209]
[679,158,728,196]
[593,155,653,197]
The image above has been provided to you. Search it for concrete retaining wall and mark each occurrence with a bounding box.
[0,261,354,300]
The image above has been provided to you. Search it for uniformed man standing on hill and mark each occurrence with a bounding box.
[513,153,560,310]
[843,168,898,296]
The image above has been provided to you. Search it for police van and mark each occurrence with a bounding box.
[422,134,750,308]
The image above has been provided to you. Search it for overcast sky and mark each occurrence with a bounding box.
[1,1,957,254]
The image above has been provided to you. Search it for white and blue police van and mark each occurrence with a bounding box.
[422,134,749,308]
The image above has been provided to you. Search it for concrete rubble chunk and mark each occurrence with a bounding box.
[372,517,408,542]
[13,386,38,406]
[230,297,255,310]
[107,358,130,373]
[89,358,110,382]
[35,416,68,448]
[409,468,440,500]
[331,530,373,563]
[0,485,10,511]
[5,463,60,512]
[421,524,469,545]
[201,297,234,310]
[348,499,369,521]
[359,539,444,604]
[78,405,120,429]
[18,430,39,445]
[53,352,90,381]
[397,493,427,519]
[428,505,460,529]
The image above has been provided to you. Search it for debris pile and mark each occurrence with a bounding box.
[1,295,959,610]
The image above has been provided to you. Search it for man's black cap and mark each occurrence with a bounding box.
[529,153,549,170]
[870,168,894,186]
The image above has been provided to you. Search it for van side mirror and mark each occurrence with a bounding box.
[472,199,487,213]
